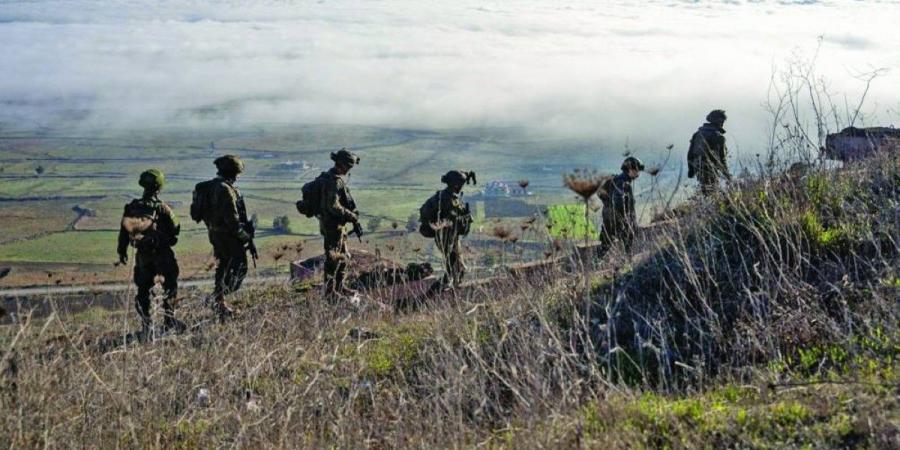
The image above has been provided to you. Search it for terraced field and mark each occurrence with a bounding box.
[0,125,680,288]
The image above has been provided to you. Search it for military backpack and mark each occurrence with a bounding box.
[190,179,219,223]
[121,200,160,251]
[295,172,329,218]
[418,192,442,238]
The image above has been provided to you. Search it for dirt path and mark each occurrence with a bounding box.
[0,275,286,324]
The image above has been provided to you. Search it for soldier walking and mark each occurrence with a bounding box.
[317,149,362,299]
[419,170,475,292]
[598,157,643,252]
[688,109,731,195]
[191,155,257,320]
[117,169,183,335]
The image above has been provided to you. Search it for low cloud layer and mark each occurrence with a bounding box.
[1,0,898,150]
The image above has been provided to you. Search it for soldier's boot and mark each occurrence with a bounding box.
[213,295,234,322]
[161,301,186,333]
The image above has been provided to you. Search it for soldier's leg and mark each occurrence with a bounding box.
[210,233,236,319]
[434,234,451,287]
[323,229,340,295]
[133,255,154,330]
[449,238,465,286]
[599,215,616,255]
[333,232,349,293]
[219,237,247,296]
[158,249,183,330]
[698,169,717,196]
[323,229,351,296]
[211,233,227,298]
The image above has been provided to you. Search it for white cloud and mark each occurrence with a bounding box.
[0,0,898,151]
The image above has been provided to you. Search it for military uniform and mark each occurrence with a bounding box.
[422,188,471,288]
[599,158,642,252]
[206,177,252,298]
[319,167,358,295]
[195,155,254,318]
[318,150,360,297]
[117,170,181,331]
[421,170,475,290]
[689,110,731,195]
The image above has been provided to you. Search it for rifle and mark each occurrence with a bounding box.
[243,222,258,268]
[351,220,364,243]
[247,240,259,268]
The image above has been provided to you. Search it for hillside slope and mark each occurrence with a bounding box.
[1,154,898,449]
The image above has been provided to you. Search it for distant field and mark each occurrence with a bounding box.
[546,204,600,239]
[0,125,680,287]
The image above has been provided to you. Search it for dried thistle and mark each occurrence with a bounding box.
[490,225,512,241]
[518,179,529,189]
[272,251,285,262]
[647,166,661,176]
[563,170,603,199]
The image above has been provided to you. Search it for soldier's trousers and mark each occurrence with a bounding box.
[322,227,349,294]
[600,213,635,253]
[697,168,721,196]
[435,231,465,287]
[133,247,179,323]
[209,231,248,297]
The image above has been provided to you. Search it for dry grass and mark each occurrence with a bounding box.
[1,155,898,448]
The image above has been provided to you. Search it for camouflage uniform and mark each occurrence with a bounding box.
[421,188,471,288]
[689,111,731,195]
[318,150,360,296]
[206,177,252,299]
[599,158,642,252]
[117,170,181,330]
[421,170,475,290]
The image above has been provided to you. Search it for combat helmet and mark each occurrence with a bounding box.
[138,169,165,191]
[330,148,360,167]
[214,155,244,177]
[621,156,645,173]
[441,170,477,186]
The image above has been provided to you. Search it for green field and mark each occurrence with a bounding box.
[546,204,600,239]
[0,125,677,287]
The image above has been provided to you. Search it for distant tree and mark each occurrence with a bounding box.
[35,165,45,175]
[366,216,383,233]
[405,213,419,233]
[272,215,291,234]
[250,213,259,230]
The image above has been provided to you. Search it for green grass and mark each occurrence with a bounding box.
[546,204,599,239]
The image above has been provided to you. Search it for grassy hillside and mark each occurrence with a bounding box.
[1,153,897,448]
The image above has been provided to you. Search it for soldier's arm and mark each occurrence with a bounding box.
[322,178,357,223]
[158,204,181,246]
[117,206,130,258]
[717,138,731,179]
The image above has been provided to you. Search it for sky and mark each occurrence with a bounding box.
[1,0,899,152]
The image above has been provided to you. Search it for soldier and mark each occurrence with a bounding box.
[688,109,731,195]
[194,155,257,319]
[117,169,183,335]
[598,157,643,252]
[318,149,362,299]
[419,170,475,292]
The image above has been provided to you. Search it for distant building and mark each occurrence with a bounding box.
[272,160,311,171]
[824,126,900,162]
[479,181,532,198]
[482,181,512,197]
